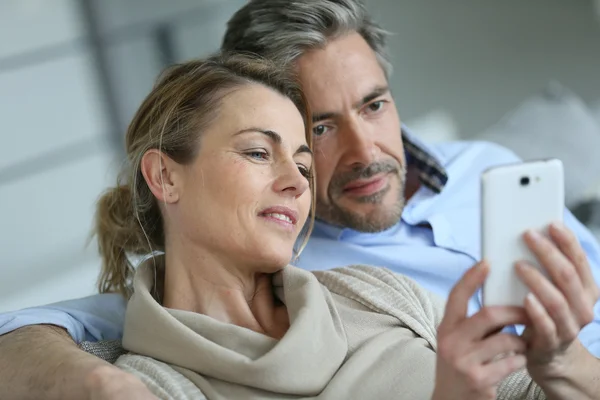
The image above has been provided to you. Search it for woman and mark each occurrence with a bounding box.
[95,52,539,399]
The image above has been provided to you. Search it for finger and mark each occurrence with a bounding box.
[523,292,562,350]
[548,222,597,295]
[468,333,527,364]
[458,306,529,340]
[523,229,580,286]
[442,261,489,328]
[523,230,589,317]
[517,262,580,342]
[471,354,527,391]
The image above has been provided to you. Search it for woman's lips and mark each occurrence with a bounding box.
[258,206,299,232]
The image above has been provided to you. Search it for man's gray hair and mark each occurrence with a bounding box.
[222,0,392,78]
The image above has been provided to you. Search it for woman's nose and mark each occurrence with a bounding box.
[274,161,310,198]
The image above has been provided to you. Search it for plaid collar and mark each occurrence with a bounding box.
[402,128,448,194]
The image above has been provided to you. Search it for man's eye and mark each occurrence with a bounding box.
[367,101,384,113]
[313,125,329,137]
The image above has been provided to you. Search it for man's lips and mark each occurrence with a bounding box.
[342,174,389,196]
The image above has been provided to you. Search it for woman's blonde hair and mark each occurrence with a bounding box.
[94,52,316,298]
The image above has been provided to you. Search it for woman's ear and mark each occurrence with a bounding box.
[140,149,181,203]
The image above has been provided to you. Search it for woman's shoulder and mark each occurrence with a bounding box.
[313,264,435,298]
[116,354,206,399]
[312,265,446,332]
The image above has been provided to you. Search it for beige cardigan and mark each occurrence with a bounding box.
[116,261,544,399]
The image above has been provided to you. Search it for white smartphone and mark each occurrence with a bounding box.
[481,159,564,307]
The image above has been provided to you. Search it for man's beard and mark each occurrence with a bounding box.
[315,160,407,233]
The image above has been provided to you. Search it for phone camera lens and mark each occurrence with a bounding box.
[520,176,530,186]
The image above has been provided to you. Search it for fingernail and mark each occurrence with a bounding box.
[551,222,565,232]
[477,261,490,276]
[526,293,544,310]
[515,261,528,272]
[526,293,533,302]
[525,229,542,241]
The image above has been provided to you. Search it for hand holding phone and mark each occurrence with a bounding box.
[481,159,564,307]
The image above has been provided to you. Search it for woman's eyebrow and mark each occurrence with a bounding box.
[234,128,281,144]
[295,144,313,158]
[235,128,312,158]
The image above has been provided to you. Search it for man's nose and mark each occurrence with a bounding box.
[340,119,379,168]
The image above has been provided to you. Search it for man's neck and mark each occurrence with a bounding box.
[161,236,289,339]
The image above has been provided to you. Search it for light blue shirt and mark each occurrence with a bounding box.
[2,138,600,357]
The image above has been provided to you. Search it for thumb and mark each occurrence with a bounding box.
[442,261,489,328]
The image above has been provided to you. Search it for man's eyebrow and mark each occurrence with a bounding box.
[312,112,335,124]
[311,85,390,123]
[353,86,389,109]
[235,128,281,144]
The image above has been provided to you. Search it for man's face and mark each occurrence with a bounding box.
[296,33,406,232]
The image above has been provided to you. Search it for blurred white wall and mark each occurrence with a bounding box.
[370,0,600,137]
[1,0,599,312]
[0,0,113,312]
[0,0,244,312]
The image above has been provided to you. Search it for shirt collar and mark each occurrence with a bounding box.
[401,124,448,194]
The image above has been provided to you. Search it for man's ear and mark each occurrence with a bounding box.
[140,149,181,203]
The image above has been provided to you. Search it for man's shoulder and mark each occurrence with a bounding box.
[419,140,523,213]
[427,140,523,190]
[430,140,521,168]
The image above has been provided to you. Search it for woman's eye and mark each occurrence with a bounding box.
[247,150,268,160]
[298,165,312,180]
[312,125,329,137]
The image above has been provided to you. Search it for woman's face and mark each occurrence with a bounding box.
[168,83,312,270]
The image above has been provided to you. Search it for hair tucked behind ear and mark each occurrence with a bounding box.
[94,52,315,298]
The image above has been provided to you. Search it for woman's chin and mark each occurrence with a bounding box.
[255,248,295,272]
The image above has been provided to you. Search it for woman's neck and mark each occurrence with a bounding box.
[161,241,289,339]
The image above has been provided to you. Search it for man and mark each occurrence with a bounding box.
[2,1,600,399]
